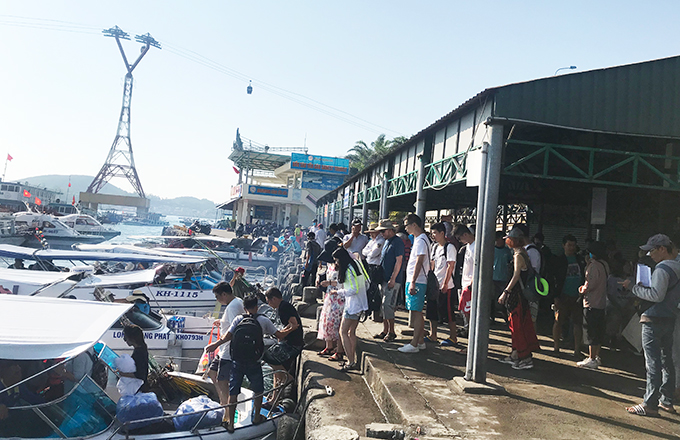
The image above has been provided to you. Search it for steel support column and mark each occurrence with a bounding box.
[379,172,389,219]
[362,179,369,227]
[415,154,427,218]
[465,123,504,383]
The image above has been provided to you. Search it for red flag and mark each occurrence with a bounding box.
[6,154,12,161]
[233,166,240,174]
[72,196,76,205]
[68,182,71,188]
[35,197,42,206]
[23,189,31,197]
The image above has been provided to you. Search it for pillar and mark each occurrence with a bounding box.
[379,172,389,219]
[465,123,504,384]
[361,178,369,227]
[415,154,427,218]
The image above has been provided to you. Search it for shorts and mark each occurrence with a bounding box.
[405,282,426,312]
[209,357,232,381]
[554,295,583,325]
[425,288,456,323]
[262,341,302,370]
[380,282,400,320]
[343,310,361,320]
[583,307,606,346]
[229,361,264,396]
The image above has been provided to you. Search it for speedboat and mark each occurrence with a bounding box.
[14,211,108,249]
[0,214,25,246]
[0,295,287,440]
[60,213,121,240]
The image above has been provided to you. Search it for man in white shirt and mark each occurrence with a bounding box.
[454,224,476,331]
[343,218,369,257]
[428,222,458,346]
[362,223,385,265]
[399,214,430,353]
[314,224,327,247]
[205,282,245,413]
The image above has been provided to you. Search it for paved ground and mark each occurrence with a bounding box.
[300,310,680,439]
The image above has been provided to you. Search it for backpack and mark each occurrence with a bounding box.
[230,314,264,363]
[519,253,549,303]
[525,244,545,276]
[88,351,109,390]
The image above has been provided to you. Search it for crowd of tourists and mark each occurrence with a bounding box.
[301,214,680,419]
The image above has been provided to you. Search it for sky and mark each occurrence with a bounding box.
[1,1,678,203]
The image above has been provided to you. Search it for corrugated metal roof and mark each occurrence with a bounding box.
[495,55,680,139]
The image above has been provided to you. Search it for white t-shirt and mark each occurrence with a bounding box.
[525,245,542,273]
[343,233,369,256]
[461,240,476,289]
[227,314,278,338]
[218,297,245,359]
[431,242,456,290]
[406,233,430,285]
[362,235,385,265]
[315,229,327,247]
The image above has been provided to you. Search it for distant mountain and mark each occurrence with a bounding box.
[20,175,220,218]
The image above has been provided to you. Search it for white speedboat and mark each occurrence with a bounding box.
[14,211,108,249]
[0,295,286,440]
[60,213,122,240]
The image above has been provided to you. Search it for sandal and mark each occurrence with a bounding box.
[221,420,235,433]
[317,348,333,356]
[383,333,397,342]
[252,414,266,425]
[424,336,437,343]
[626,403,659,417]
[659,403,677,414]
[328,352,344,362]
[373,331,387,339]
[340,362,358,372]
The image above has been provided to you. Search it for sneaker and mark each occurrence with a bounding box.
[499,355,518,365]
[398,343,420,353]
[577,357,599,369]
[512,358,534,370]
[417,342,426,350]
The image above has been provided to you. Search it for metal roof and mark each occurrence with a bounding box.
[494,55,680,139]
[228,149,291,171]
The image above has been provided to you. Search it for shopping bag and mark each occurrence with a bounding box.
[194,322,220,375]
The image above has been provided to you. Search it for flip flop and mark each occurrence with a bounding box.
[221,421,235,433]
[373,332,387,339]
[659,403,677,414]
[626,403,659,417]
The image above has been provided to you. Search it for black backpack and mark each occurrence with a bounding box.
[230,314,264,363]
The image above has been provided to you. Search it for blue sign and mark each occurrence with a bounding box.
[301,172,345,191]
[248,185,288,197]
[291,153,350,175]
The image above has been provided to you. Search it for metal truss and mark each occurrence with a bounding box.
[424,151,469,190]
[387,170,418,198]
[87,26,160,198]
[504,139,680,191]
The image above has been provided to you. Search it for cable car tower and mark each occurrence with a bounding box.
[86,26,160,199]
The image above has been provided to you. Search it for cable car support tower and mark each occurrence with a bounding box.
[81,26,160,215]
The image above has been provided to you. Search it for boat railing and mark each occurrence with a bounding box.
[107,369,295,439]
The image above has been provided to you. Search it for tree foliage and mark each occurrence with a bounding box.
[345,134,408,175]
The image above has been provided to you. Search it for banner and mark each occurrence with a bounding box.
[253,205,273,219]
[291,153,350,175]
[301,172,345,191]
[343,186,350,208]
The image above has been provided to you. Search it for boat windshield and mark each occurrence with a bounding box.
[0,375,116,438]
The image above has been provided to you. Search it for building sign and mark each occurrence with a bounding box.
[343,186,350,208]
[301,172,345,190]
[248,185,288,198]
[291,153,350,175]
[253,205,273,220]
[230,184,243,198]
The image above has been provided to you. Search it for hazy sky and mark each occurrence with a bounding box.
[1,1,677,203]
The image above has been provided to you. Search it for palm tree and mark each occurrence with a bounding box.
[346,134,408,174]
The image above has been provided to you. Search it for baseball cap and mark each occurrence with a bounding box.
[640,233,672,251]
[504,226,524,239]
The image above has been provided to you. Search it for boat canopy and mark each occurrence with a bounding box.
[130,234,235,244]
[74,243,209,259]
[0,244,208,264]
[74,268,156,288]
[0,295,131,360]
[0,267,73,287]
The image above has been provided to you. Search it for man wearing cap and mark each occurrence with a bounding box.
[362,222,385,321]
[375,219,404,342]
[343,219,369,258]
[623,234,680,417]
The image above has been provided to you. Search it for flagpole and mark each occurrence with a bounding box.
[66,176,71,202]
[2,156,7,182]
